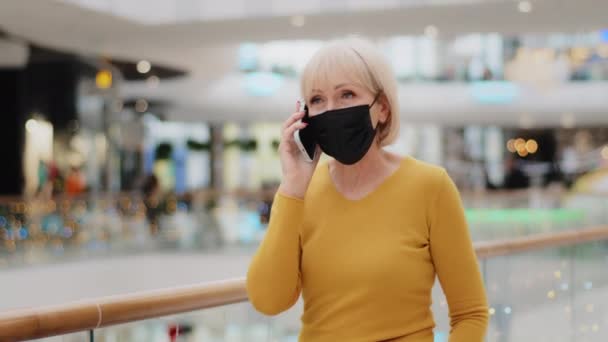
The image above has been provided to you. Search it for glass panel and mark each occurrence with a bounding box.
[464,193,608,241]
[571,240,608,342]
[482,240,608,341]
[431,278,451,342]
[91,301,289,342]
[485,248,575,342]
[29,331,91,342]
[19,238,608,342]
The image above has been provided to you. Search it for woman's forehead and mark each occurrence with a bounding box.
[310,81,365,94]
[302,49,374,98]
[306,71,365,94]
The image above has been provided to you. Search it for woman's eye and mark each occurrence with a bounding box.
[341,91,355,99]
[310,96,322,104]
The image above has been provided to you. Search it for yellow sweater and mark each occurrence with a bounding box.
[247,157,489,341]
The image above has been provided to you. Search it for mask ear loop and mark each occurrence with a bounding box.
[369,91,390,147]
[370,91,392,144]
[369,92,383,136]
[369,92,381,109]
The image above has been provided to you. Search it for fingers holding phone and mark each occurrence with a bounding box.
[293,102,318,163]
[277,101,320,199]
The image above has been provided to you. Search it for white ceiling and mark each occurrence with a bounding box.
[2,0,607,72]
[1,0,608,126]
[58,0,512,25]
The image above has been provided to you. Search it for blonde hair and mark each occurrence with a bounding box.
[300,38,400,146]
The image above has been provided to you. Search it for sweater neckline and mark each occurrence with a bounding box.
[324,156,412,202]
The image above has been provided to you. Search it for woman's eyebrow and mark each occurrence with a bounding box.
[335,82,364,90]
[311,83,359,93]
[334,83,352,89]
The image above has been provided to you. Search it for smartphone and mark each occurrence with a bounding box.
[293,101,317,162]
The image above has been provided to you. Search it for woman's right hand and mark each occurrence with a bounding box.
[277,101,321,199]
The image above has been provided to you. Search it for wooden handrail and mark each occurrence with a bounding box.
[0,278,247,341]
[475,225,608,259]
[1,225,608,341]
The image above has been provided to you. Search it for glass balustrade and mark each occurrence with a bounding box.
[23,236,608,341]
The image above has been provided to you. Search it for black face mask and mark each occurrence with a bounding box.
[306,95,380,165]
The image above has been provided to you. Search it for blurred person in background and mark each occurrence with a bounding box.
[142,174,162,235]
[65,165,86,196]
[36,160,61,198]
[503,156,529,189]
[247,38,488,342]
[258,181,279,225]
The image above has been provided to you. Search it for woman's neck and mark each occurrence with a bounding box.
[329,145,393,190]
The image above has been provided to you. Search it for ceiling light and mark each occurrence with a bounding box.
[25,119,38,133]
[525,139,538,154]
[515,138,528,156]
[290,15,305,28]
[514,138,526,151]
[137,60,151,74]
[147,75,160,88]
[507,139,516,153]
[135,99,149,113]
[518,1,532,13]
[95,69,112,89]
[517,148,529,158]
[424,25,439,38]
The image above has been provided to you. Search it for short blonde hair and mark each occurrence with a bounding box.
[300,38,400,146]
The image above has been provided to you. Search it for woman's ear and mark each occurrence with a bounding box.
[377,94,390,124]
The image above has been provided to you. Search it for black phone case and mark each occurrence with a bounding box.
[298,105,316,161]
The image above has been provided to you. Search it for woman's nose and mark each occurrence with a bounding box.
[325,100,338,111]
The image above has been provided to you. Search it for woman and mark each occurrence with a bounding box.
[247,38,488,342]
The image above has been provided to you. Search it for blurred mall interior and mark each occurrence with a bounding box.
[1,0,608,341]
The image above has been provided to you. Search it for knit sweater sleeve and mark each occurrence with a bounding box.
[429,170,489,341]
[246,192,304,315]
